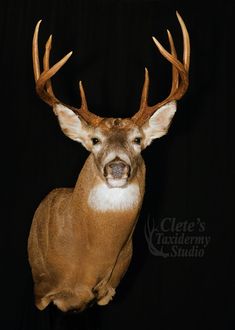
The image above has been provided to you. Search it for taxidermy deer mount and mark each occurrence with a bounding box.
[28,12,190,312]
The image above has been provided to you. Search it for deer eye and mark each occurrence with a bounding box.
[133,137,142,145]
[91,137,100,145]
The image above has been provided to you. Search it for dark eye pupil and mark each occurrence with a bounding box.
[134,137,141,144]
[91,138,100,145]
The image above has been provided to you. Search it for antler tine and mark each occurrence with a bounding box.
[32,20,103,126]
[132,12,190,125]
[176,11,190,72]
[167,29,179,96]
[138,67,150,113]
[43,34,55,97]
[74,80,103,126]
[79,81,88,110]
[32,20,42,82]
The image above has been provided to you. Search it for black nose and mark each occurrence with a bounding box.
[105,161,130,179]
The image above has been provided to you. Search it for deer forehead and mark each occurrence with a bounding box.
[94,118,141,140]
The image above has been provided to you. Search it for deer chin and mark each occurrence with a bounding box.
[106,178,128,188]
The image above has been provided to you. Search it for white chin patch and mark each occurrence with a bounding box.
[107,178,127,188]
[88,183,140,212]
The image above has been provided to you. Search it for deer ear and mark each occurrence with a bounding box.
[142,101,177,147]
[54,104,93,151]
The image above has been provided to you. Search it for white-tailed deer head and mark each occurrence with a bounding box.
[32,12,189,189]
[28,12,190,312]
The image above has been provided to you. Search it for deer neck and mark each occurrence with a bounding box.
[69,153,145,228]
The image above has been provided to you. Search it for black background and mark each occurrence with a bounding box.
[1,1,234,329]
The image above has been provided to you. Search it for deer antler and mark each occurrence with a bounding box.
[132,12,190,126]
[32,20,102,126]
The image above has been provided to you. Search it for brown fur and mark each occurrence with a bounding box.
[29,12,190,312]
[28,152,145,312]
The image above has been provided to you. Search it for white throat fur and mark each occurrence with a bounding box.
[88,183,140,212]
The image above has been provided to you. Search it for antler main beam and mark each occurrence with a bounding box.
[32,20,102,126]
[132,11,190,125]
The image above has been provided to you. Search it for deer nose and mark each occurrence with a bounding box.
[104,160,130,179]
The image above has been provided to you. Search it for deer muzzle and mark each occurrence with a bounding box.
[104,159,130,187]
